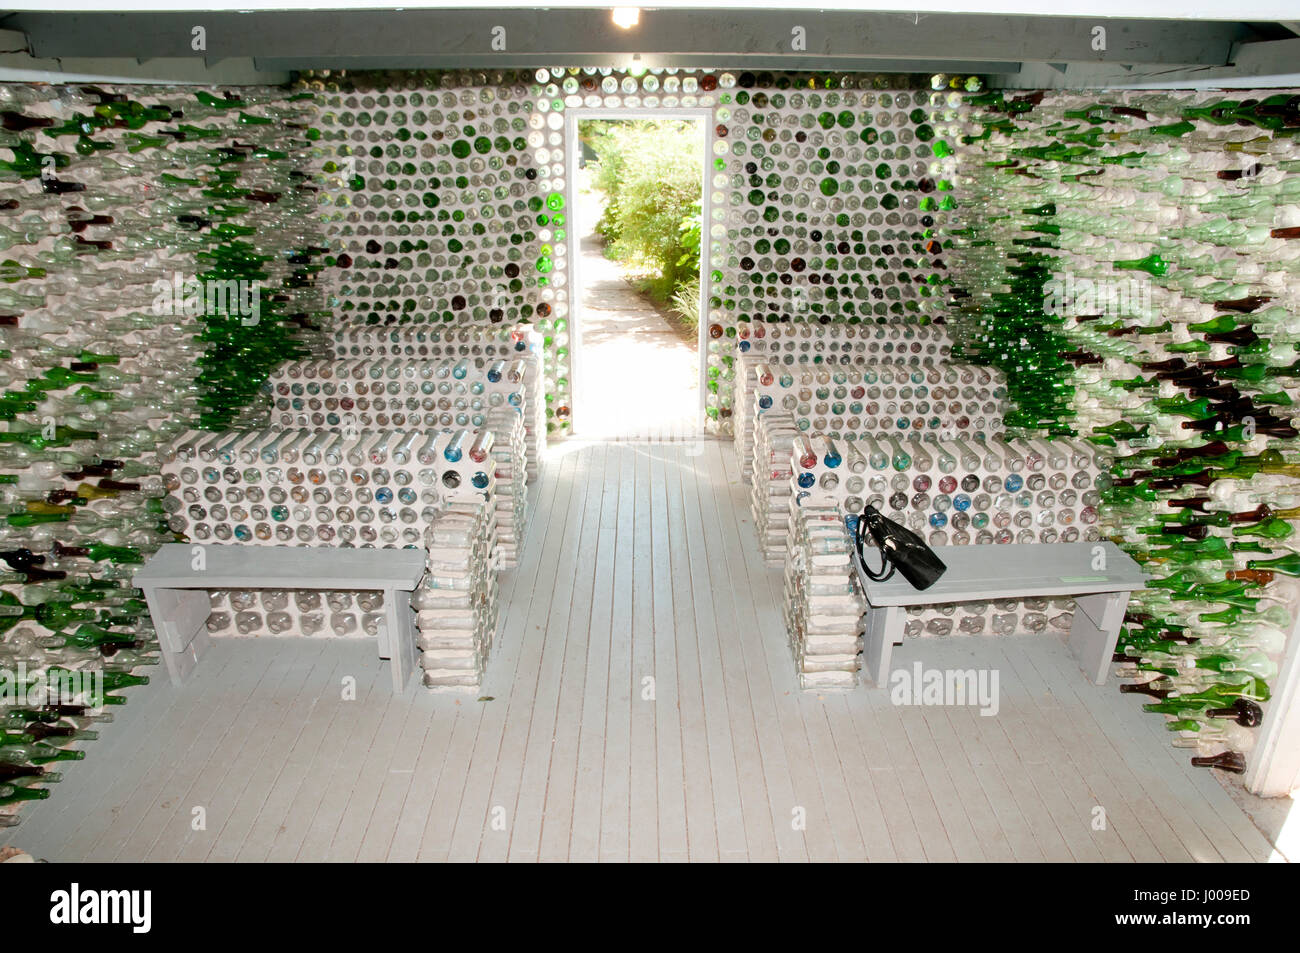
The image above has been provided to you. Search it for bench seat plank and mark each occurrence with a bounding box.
[858,542,1143,608]
[859,542,1145,690]
[134,544,427,693]
[134,544,427,591]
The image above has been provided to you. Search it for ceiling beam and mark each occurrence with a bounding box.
[991,35,1300,88]
[253,55,1022,75]
[5,10,1248,69]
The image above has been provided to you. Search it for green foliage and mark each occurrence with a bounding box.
[669,274,700,334]
[677,203,701,275]
[582,119,703,304]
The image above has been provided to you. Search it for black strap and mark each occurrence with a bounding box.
[854,510,895,583]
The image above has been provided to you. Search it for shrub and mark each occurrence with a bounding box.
[582,119,702,304]
[669,274,701,335]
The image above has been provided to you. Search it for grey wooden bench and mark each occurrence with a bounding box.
[858,541,1145,688]
[134,544,427,693]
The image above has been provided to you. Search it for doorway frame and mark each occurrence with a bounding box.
[564,107,713,437]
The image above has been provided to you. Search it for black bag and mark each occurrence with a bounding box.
[853,503,947,592]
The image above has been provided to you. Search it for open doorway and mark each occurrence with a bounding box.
[566,112,707,440]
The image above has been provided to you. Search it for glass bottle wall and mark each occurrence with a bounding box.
[302,68,959,438]
[0,83,327,819]
[944,87,1300,771]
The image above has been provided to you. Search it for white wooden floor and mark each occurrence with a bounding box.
[3,439,1284,862]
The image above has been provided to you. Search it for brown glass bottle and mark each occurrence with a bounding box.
[1226,568,1275,585]
[1214,295,1271,313]
[1191,751,1246,773]
[1207,699,1263,727]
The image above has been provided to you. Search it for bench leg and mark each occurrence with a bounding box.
[382,589,416,693]
[159,627,210,686]
[141,587,211,687]
[862,604,904,688]
[1069,591,1131,686]
[375,591,392,660]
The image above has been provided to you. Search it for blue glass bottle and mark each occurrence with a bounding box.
[443,430,467,463]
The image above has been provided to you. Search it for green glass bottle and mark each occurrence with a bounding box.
[1245,553,1300,577]
[1232,518,1293,540]
[1113,253,1170,277]
[0,784,52,805]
